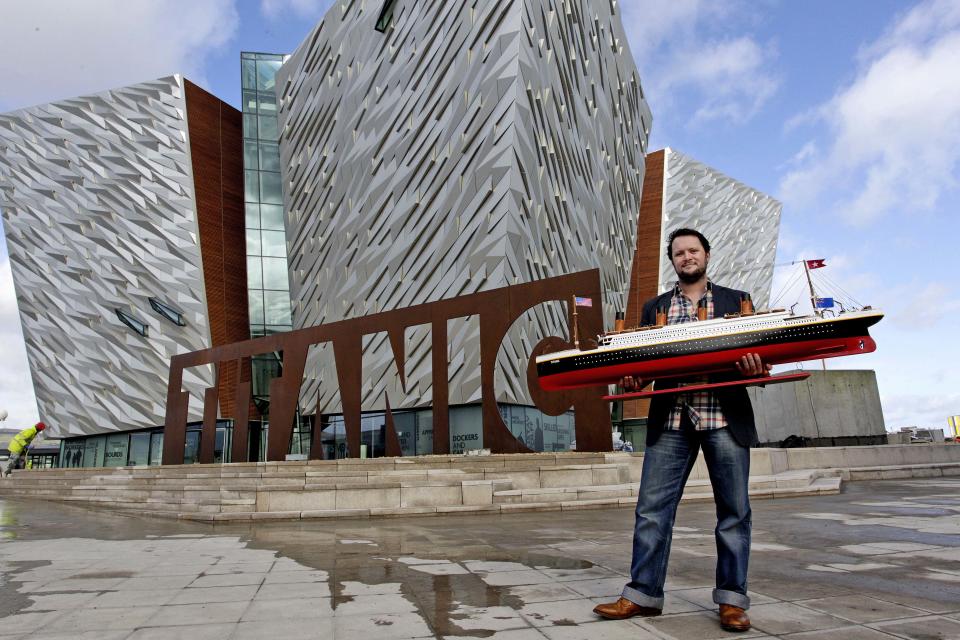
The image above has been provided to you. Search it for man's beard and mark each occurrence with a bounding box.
[676,265,706,284]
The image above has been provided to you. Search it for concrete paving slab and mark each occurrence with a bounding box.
[143,601,248,626]
[126,623,236,639]
[542,619,661,639]
[240,596,334,621]
[779,628,901,639]
[748,602,859,635]
[867,615,960,639]
[1,478,959,639]
[644,610,770,639]
[795,594,929,623]
[333,610,434,638]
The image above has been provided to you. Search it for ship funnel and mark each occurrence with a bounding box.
[740,293,755,315]
[614,311,625,332]
[655,306,667,327]
[697,297,708,321]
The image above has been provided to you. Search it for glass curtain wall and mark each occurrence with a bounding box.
[242,52,295,457]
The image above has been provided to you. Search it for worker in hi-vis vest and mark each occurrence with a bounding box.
[2,422,45,476]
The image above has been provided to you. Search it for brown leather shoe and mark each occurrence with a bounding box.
[593,597,661,620]
[719,604,751,631]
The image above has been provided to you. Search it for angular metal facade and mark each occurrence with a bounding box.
[0,76,215,437]
[277,0,651,413]
[658,148,781,308]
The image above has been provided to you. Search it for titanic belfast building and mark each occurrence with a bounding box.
[0,1,780,466]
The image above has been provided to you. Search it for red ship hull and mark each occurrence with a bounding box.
[538,335,876,392]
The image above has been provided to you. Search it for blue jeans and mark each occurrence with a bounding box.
[622,428,752,610]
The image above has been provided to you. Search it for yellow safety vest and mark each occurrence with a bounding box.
[9,425,38,455]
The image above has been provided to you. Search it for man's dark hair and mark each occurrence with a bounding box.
[666,228,711,258]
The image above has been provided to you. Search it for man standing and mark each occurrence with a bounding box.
[3,422,46,476]
[593,228,768,632]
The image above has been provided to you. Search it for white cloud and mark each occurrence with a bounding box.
[880,389,960,431]
[620,1,780,131]
[779,0,960,223]
[887,281,960,329]
[0,0,239,112]
[260,0,334,20]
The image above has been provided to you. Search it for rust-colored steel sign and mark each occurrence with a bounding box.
[162,269,610,463]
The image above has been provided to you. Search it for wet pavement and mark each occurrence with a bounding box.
[1,478,959,639]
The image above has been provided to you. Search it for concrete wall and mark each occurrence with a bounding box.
[749,369,886,445]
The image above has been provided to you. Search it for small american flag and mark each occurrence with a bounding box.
[574,296,593,307]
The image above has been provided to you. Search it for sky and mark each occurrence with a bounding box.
[1,0,958,433]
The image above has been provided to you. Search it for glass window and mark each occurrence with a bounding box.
[260,230,287,257]
[264,290,292,325]
[416,409,433,455]
[129,433,150,466]
[253,355,282,398]
[259,142,280,172]
[248,290,265,325]
[83,435,105,468]
[257,92,278,114]
[242,59,257,91]
[115,308,148,337]
[184,431,201,465]
[262,257,289,290]
[214,428,227,464]
[247,256,263,289]
[260,204,284,231]
[266,324,292,335]
[62,441,84,467]
[244,140,259,170]
[260,171,283,204]
[450,406,483,454]
[149,297,186,326]
[245,203,260,229]
[104,433,129,467]
[243,113,257,140]
[320,416,349,459]
[244,170,260,203]
[256,59,283,91]
[246,228,261,255]
[242,90,259,114]
[258,115,279,141]
[149,432,163,465]
[394,411,416,457]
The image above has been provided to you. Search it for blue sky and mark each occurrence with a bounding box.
[1,0,958,433]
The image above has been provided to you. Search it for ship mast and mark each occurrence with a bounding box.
[803,260,821,319]
[803,260,827,371]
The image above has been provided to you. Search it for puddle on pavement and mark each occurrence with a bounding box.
[238,523,607,637]
[1,497,614,637]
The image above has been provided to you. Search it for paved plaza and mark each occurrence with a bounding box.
[0,478,958,639]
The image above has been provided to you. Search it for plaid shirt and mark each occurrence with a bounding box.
[664,281,728,432]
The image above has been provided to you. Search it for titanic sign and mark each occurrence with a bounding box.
[162,269,611,463]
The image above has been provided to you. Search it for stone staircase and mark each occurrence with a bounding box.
[0,451,845,523]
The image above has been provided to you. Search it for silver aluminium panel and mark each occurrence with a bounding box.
[277,0,651,413]
[0,76,214,437]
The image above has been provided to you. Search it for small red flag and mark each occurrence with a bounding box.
[806,259,826,269]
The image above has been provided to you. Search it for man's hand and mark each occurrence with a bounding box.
[619,375,643,392]
[735,353,772,377]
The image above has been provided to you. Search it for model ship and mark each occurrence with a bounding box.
[536,261,883,400]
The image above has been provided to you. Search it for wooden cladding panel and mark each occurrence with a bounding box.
[184,80,250,418]
[623,149,666,422]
